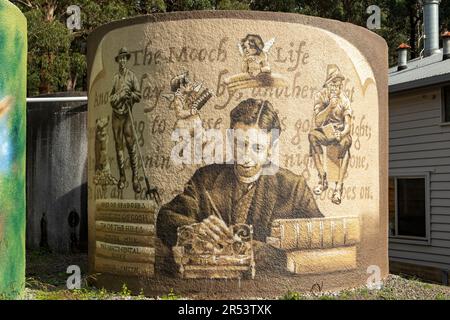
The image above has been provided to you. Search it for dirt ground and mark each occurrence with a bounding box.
[20,250,450,300]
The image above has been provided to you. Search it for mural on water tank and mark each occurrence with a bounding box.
[0,1,27,299]
[87,12,388,296]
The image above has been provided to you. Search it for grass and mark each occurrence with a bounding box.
[16,249,150,300]
[6,249,448,300]
[160,289,181,300]
[281,291,307,300]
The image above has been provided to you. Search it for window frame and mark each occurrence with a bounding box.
[389,172,431,245]
[441,85,450,125]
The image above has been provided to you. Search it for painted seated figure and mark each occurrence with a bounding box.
[225,34,288,91]
[308,65,353,205]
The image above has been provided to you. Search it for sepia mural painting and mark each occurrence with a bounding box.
[87,11,388,297]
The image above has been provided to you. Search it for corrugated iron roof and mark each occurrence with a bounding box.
[389,49,450,93]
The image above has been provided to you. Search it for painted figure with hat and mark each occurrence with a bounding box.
[110,47,142,193]
[308,65,353,205]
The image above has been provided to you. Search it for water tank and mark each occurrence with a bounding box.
[87,11,388,298]
[26,92,88,253]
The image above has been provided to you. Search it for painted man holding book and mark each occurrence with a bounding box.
[308,65,353,205]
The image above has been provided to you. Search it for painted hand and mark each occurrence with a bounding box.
[329,97,339,108]
[334,130,342,141]
[197,215,233,247]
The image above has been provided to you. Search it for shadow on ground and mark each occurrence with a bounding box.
[26,249,88,292]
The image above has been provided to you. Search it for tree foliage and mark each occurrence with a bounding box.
[11,0,450,96]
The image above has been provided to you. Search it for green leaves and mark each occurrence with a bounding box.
[15,0,450,95]
[25,9,71,94]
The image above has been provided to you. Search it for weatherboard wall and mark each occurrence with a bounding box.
[389,86,450,272]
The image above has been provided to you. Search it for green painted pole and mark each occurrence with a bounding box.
[0,0,27,299]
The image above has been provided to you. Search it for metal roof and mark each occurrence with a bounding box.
[389,49,450,93]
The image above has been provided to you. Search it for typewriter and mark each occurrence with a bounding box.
[173,223,255,279]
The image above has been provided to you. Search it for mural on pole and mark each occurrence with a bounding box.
[0,0,27,299]
[87,12,387,297]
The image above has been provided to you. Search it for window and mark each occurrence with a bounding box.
[389,175,430,241]
[442,85,450,123]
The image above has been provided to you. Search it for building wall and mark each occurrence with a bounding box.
[389,86,450,271]
[26,92,88,253]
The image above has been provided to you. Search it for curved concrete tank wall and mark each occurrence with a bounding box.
[87,11,389,298]
[0,0,27,298]
[26,92,88,253]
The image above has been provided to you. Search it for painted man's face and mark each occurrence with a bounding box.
[242,40,258,57]
[233,122,273,179]
[327,79,343,96]
[118,55,128,70]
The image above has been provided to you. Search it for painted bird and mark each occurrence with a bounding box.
[0,96,13,118]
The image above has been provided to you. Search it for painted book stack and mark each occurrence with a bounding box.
[267,216,360,274]
[94,199,157,277]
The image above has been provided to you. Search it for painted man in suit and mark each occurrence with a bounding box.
[156,98,323,271]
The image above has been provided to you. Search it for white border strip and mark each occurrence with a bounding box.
[26,97,88,103]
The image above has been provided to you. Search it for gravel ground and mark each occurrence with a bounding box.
[19,250,450,300]
[281,275,450,300]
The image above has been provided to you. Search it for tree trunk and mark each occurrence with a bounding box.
[39,51,54,94]
[342,0,352,22]
[43,1,57,22]
[37,1,58,93]
[39,74,50,94]
[67,74,77,91]
[409,13,417,58]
